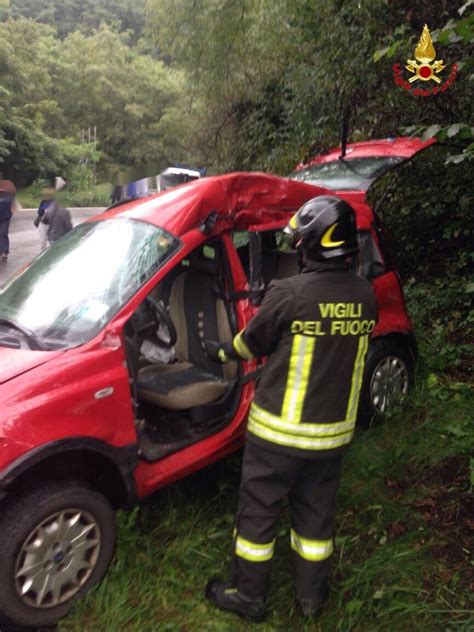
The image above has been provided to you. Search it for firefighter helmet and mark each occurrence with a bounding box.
[285,195,358,261]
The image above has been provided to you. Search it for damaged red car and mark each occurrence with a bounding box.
[0,171,416,627]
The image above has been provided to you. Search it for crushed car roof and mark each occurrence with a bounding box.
[98,172,333,236]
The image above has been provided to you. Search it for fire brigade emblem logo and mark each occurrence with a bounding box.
[392,24,457,97]
[406,25,444,83]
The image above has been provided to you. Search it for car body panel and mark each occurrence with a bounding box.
[97,172,330,236]
[0,348,64,384]
[0,170,416,502]
[297,137,436,170]
[372,272,413,336]
[0,340,136,473]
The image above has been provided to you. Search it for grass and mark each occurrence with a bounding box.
[59,386,473,630]
[59,287,473,632]
[15,183,111,209]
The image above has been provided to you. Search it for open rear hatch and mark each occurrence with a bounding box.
[292,137,436,194]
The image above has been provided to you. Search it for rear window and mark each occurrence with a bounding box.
[290,156,404,191]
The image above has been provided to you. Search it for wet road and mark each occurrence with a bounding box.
[0,208,104,286]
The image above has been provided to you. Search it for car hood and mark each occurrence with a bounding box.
[0,347,64,384]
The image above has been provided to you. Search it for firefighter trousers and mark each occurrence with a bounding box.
[231,440,342,601]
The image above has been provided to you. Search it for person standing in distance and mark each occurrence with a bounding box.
[34,185,56,251]
[204,195,378,622]
[41,177,72,244]
[0,180,18,262]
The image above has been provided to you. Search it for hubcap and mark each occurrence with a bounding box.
[370,355,409,413]
[15,509,101,609]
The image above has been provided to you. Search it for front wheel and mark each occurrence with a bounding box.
[358,338,415,424]
[0,481,116,628]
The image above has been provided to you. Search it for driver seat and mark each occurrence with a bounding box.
[137,255,237,410]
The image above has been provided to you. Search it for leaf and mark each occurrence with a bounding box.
[373,47,389,62]
[373,589,384,600]
[386,41,401,59]
[347,599,363,614]
[445,153,468,165]
[447,123,463,138]
[444,424,469,438]
[422,125,441,141]
[459,0,474,16]
[427,373,438,388]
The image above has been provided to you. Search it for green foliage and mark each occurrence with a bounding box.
[367,145,473,281]
[367,144,473,380]
[0,17,190,186]
[375,5,474,164]
[146,0,471,173]
[9,0,146,41]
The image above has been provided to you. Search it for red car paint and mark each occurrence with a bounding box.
[0,171,415,503]
[296,136,435,170]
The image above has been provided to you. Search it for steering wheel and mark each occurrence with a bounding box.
[144,296,177,349]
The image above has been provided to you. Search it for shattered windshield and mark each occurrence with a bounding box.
[0,218,180,349]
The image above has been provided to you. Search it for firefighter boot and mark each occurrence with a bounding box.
[298,584,329,619]
[205,577,266,622]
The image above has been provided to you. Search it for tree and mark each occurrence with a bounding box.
[9,0,147,41]
[0,18,191,183]
[145,0,470,173]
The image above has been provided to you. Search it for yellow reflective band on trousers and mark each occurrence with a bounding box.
[232,330,254,360]
[281,335,316,423]
[291,531,333,561]
[235,534,275,562]
[345,335,369,422]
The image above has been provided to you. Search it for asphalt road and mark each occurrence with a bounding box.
[0,208,105,286]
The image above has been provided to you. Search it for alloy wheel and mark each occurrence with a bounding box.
[370,355,409,413]
[14,509,101,609]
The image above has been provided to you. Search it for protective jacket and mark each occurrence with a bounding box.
[231,260,378,458]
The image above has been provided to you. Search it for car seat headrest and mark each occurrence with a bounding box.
[188,249,219,275]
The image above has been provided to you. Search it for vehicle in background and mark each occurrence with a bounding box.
[111,165,204,203]
[157,166,203,191]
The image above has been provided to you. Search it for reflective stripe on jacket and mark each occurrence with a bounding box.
[234,260,378,458]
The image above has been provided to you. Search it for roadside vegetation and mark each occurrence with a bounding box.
[15,182,111,209]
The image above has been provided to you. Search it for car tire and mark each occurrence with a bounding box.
[0,480,116,629]
[358,338,415,425]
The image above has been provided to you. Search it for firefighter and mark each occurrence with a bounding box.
[204,195,378,622]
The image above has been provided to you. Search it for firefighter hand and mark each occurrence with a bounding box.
[204,339,229,363]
